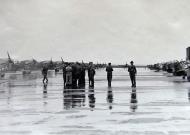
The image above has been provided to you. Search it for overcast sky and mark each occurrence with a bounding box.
[0,0,190,64]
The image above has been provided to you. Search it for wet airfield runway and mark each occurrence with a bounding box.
[0,68,190,135]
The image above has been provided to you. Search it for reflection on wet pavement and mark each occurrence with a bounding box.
[130,87,138,112]
[63,89,85,110]
[0,69,190,135]
[107,87,113,110]
[88,87,96,111]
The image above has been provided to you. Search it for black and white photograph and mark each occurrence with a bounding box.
[1,0,190,135]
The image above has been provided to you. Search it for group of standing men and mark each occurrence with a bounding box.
[42,61,137,88]
[63,62,96,89]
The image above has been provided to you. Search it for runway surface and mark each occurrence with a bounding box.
[0,68,190,135]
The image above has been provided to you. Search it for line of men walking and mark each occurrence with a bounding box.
[42,61,137,88]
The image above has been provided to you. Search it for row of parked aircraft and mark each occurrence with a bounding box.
[0,52,64,77]
[148,60,190,80]
[0,52,108,78]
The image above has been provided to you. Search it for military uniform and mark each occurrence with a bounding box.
[62,64,66,88]
[128,65,137,87]
[42,67,48,84]
[88,67,96,87]
[65,65,73,88]
[106,65,113,87]
[79,65,86,87]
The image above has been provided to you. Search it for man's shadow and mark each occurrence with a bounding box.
[107,87,114,110]
[130,87,138,112]
[43,83,48,94]
[63,85,86,110]
[188,88,190,102]
[88,86,95,111]
[43,83,48,106]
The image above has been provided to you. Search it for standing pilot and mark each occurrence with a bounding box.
[128,61,137,87]
[42,64,48,84]
[65,63,73,89]
[106,63,113,87]
[88,62,96,87]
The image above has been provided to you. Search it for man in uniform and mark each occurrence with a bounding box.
[71,63,78,89]
[128,61,137,87]
[62,62,68,88]
[65,63,73,89]
[79,63,86,88]
[106,63,113,87]
[42,64,48,84]
[75,62,81,88]
[88,62,96,87]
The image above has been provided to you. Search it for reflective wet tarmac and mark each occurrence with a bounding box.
[0,68,190,135]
